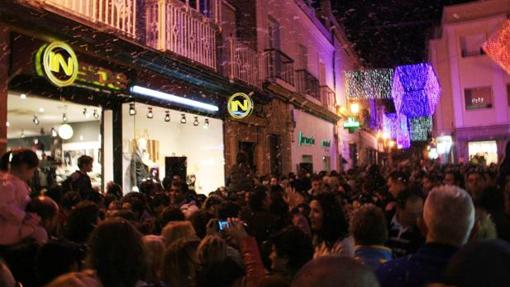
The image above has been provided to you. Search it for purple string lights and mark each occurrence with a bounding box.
[383,113,411,149]
[392,63,440,118]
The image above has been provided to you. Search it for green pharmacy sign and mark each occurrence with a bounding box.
[298,132,315,146]
[343,117,361,133]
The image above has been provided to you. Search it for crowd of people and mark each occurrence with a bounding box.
[1,144,510,287]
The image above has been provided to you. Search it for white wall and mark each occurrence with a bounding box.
[256,0,335,88]
[432,8,510,131]
[291,109,335,172]
[122,103,225,195]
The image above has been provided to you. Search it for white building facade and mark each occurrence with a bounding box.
[429,0,510,164]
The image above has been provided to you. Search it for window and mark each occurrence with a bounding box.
[464,87,493,110]
[507,84,510,106]
[179,0,211,16]
[298,44,308,69]
[460,33,487,57]
[319,61,326,85]
[468,141,498,165]
[268,17,280,49]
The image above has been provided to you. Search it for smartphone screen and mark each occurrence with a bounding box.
[218,220,230,231]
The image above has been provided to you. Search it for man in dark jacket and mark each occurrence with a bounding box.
[377,185,475,287]
[228,152,254,194]
[64,155,94,200]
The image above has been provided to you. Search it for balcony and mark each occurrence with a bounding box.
[296,69,320,101]
[320,86,336,113]
[265,49,295,87]
[146,0,218,70]
[223,38,259,87]
[34,0,137,38]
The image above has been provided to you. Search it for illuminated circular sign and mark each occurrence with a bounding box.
[227,92,254,119]
[36,42,79,87]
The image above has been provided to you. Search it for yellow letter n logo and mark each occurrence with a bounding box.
[227,92,254,119]
[230,99,249,112]
[49,51,74,76]
[38,42,79,87]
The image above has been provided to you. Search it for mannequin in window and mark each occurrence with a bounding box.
[130,138,151,190]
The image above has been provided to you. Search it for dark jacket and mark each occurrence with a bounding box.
[354,245,392,270]
[228,163,254,193]
[386,215,425,258]
[376,243,458,287]
[64,171,94,200]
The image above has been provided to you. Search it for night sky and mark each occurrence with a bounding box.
[331,0,473,68]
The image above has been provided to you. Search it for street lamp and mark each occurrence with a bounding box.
[350,103,360,115]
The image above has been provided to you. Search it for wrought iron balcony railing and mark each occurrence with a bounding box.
[264,49,295,86]
[296,69,320,101]
[320,85,336,113]
[146,0,218,70]
[223,37,259,87]
[35,0,137,38]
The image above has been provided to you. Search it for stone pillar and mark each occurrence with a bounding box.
[0,25,9,155]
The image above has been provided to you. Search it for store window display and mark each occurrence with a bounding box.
[128,136,160,191]
[122,103,225,195]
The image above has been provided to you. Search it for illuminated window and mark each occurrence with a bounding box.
[468,141,498,165]
[507,84,510,106]
[460,33,487,57]
[464,87,492,110]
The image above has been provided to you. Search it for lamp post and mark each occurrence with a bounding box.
[350,102,360,115]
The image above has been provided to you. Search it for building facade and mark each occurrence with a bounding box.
[0,0,359,194]
[225,0,359,175]
[429,0,510,164]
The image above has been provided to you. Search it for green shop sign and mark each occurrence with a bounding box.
[343,117,361,133]
[321,140,331,147]
[343,117,360,129]
[298,132,315,146]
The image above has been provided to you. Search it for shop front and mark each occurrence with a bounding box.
[4,34,125,191]
[468,140,498,165]
[121,102,225,194]
[3,31,226,194]
[291,109,336,173]
[7,92,104,190]
[454,125,510,164]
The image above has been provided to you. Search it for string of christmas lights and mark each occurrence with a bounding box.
[383,113,411,149]
[345,69,393,99]
[483,19,510,75]
[409,116,432,142]
[392,63,440,118]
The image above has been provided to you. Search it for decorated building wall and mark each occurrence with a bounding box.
[291,109,336,173]
[429,0,510,163]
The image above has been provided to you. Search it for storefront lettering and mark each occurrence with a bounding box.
[78,63,128,91]
[321,140,331,147]
[299,132,315,145]
[36,42,128,90]
[35,42,79,87]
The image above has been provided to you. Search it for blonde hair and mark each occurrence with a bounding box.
[143,235,165,283]
[161,221,197,247]
[198,235,227,266]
